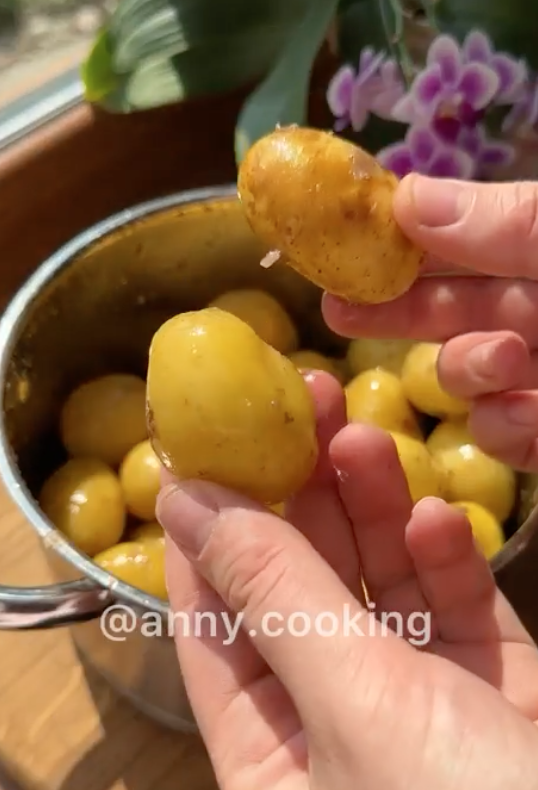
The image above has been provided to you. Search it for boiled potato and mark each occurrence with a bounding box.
[426,420,516,522]
[345,369,422,439]
[39,458,125,556]
[60,374,147,467]
[347,338,415,377]
[270,502,285,517]
[131,520,164,542]
[94,540,167,599]
[451,501,505,560]
[289,350,345,383]
[119,439,161,521]
[146,307,318,505]
[390,431,445,503]
[401,343,469,418]
[209,288,298,354]
[238,126,424,304]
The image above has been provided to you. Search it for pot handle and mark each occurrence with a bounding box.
[0,579,113,629]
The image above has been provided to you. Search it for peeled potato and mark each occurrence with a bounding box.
[347,338,415,377]
[238,126,424,304]
[94,540,167,599]
[345,369,422,439]
[426,420,516,522]
[60,373,147,467]
[39,458,126,556]
[289,350,345,383]
[270,502,285,517]
[209,288,298,354]
[119,439,161,521]
[401,343,469,418]
[389,431,445,503]
[146,307,318,505]
[131,520,164,543]
[451,501,505,560]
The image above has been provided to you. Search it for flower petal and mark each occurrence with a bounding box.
[390,93,419,123]
[380,59,403,88]
[480,140,515,167]
[376,143,414,178]
[411,65,445,114]
[457,125,483,157]
[349,83,371,131]
[433,116,463,144]
[370,86,406,119]
[458,62,500,109]
[529,83,538,127]
[491,54,527,102]
[406,125,438,166]
[462,30,491,63]
[326,66,355,116]
[428,148,475,179]
[357,48,385,85]
[359,46,375,73]
[427,35,462,84]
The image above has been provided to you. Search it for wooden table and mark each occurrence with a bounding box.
[0,484,217,790]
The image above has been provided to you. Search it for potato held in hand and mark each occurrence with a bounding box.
[238,126,424,304]
[146,308,318,505]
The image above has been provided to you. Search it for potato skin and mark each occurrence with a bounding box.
[146,307,319,505]
[238,126,424,304]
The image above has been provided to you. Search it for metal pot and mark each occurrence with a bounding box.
[1,185,538,731]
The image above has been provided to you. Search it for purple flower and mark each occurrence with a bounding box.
[392,34,500,141]
[462,30,527,104]
[502,76,538,132]
[376,124,475,180]
[457,124,515,177]
[327,47,405,132]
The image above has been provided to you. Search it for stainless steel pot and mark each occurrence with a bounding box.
[1,185,538,731]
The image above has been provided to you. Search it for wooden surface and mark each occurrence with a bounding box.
[0,482,217,790]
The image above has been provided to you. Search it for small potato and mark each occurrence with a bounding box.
[94,540,167,599]
[426,420,516,522]
[346,338,415,377]
[390,431,445,503]
[39,458,126,556]
[146,307,318,505]
[238,126,424,304]
[345,369,422,439]
[119,439,161,521]
[401,343,469,419]
[289,350,345,384]
[451,501,505,561]
[60,374,147,467]
[130,520,164,543]
[209,288,298,354]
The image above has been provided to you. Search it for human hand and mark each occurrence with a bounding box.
[158,372,538,790]
[323,175,538,471]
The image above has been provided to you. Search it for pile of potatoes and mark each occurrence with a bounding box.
[38,286,516,600]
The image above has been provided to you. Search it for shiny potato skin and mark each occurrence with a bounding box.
[238,126,424,304]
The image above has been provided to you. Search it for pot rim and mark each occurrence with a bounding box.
[0,183,237,615]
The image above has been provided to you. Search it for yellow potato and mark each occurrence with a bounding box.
[401,343,469,418]
[451,501,505,561]
[269,502,285,517]
[289,350,345,383]
[347,338,415,377]
[60,373,147,467]
[426,420,516,522]
[130,520,164,543]
[238,126,424,304]
[209,288,298,354]
[345,369,422,439]
[119,439,161,521]
[389,431,445,503]
[146,307,318,505]
[94,540,167,599]
[39,458,125,556]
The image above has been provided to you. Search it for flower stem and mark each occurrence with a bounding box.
[420,0,439,31]
[379,0,415,88]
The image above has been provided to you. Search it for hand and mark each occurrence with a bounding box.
[158,373,538,790]
[323,175,538,471]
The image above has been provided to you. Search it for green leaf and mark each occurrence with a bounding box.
[436,0,538,71]
[234,0,339,164]
[81,27,119,102]
[337,0,389,63]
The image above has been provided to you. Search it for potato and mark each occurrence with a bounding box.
[131,520,164,543]
[237,126,424,304]
[94,540,167,599]
[39,458,126,556]
[401,342,469,418]
[60,373,147,467]
[389,431,445,503]
[347,338,415,377]
[119,439,161,521]
[426,420,516,522]
[209,288,298,354]
[345,369,422,439]
[451,501,505,560]
[146,307,318,504]
[289,350,345,383]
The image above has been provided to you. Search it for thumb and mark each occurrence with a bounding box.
[157,479,405,723]
[394,173,538,279]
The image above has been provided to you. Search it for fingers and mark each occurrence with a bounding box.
[393,174,538,279]
[322,278,538,346]
[469,391,538,471]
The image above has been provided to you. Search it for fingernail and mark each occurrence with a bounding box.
[466,340,503,380]
[156,482,219,558]
[410,175,473,228]
[505,396,538,427]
